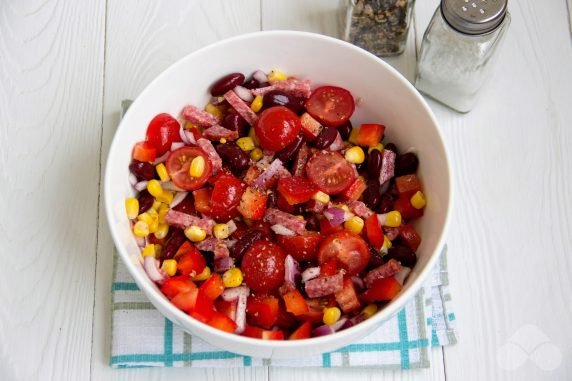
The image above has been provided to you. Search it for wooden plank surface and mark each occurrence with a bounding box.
[0,0,105,380]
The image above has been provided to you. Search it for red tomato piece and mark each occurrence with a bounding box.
[214,299,238,321]
[289,321,312,340]
[399,224,422,251]
[320,259,338,277]
[365,214,384,250]
[176,242,206,277]
[199,273,224,300]
[255,106,302,151]
[275,302,298,330]
[145,113,182,156]
[210,173,245,222]
[243,325,264,339]
[166,146,212,191]
[305,86,355,127]
[207,311,237,333]
[320,218,343,236]
[262,330,285,340]
[193,187,212,215]
[276,232,322,261]
[237,187,268,220]
[282,289,309,316]
[189,289,216,323]
[276,192,295,213]
[395,174,421,198]
[132,141,157,163]
[171,288,199,313]
[339,176,367,202]
[393,195,424,221]
[160,276,197,299]
[306,151,356,195]
[246,294,279,329]
[356,124,385,147]
[317,231,370,276]
[207,168,233,186]
[277,176,317,205]
[361,277,402,303]
[242,241,286,292]
[335,278,362,313]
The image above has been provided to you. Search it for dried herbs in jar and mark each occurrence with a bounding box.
[345,0,416,56]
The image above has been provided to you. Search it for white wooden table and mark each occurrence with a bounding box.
[2,1,571,380]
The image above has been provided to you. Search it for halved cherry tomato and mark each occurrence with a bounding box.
[317,231,370,275]
[207,311,237,333]
[398,224,422,251]
[255,106,302,151]
[176,242,206,276]
[160,276,197,299]
[166,146,212,191]
[360,277,402,303]
[305,86,355,127]
[339,176,367,202]
[132,141,156,162]
[365,214,384,250]
[289,321,312,340]
[237,187,267,220]
[246,294,279,329]
[193,187,212,215]
[199,273,224,300]
[210,173,245,222]
[145,113,182,156]
[277,176,317,205]
[276,231,322,261]
[282,289,309,316]
[320,259,338,276]
[306,151,356,195]
[242,241,286,292]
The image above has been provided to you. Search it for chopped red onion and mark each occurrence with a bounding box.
[394,266,412,285]
[235,292,248,333]
[169,191,188,208]
[312,324,334,337]
[215,256,234,273]
[221,285,250,301]
[234,85,254,103]
[128,173,138,186]
[134,181,148,192]
[323,207,353,226]
[134,235,147,248]
[253,158,284,188]
[162,181,185,192]
[185,130,196,145]
[225,239,237,248]
[153,151,170,165]
[301,267,321,283]
[350,314,366,325]
[253,70,268,84]
[143,256,166,284]
[351,276,365,290]
[179,126,190,144]
[329,132,344,151]
[340,318,356,330]
[171,142,185,151]
[227,220,237,235]
[285,255,301,285]
[331,317,348,332]
[377,213,388,226]
[271,224,296,236]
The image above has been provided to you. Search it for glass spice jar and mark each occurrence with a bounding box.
[345,0,416,56]
[414,0,511,112]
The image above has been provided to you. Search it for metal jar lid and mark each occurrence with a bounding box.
[441,0,508,35]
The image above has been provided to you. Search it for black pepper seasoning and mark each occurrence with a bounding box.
[345,0,416,56]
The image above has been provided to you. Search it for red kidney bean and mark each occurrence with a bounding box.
[210,73,245,96]
[367,149,383,179]
[337,120,352,141]
[312,126,338,149]
[242,78,266,89]
[275,133,303,163]
[356,149,369,174]
[222,113,248,137]
[304,214,319,231]
[292,204,304,215]
[366,244,385,270]
[137,190,154,214]
[262,90,305,114]
[362,179,381,210]
[160,229,187,261]
[266,191,278,208]
[385,245,417,267]
[377,193,395,214]
[230,229,267,261]
[395,152,419,176]
[215,142,250,173]
[129,160,155,181]
[384,143,399,155]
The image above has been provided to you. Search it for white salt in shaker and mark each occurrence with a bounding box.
[415,0,510,112]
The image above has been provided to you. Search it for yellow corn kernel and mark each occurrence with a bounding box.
[312,191,330,204]
[236,137,255,152]
[348,127,360,144]
[368,143,384,154]
[248,127,260,146]
[161,259,177,277]
[410,191,427,209]
[268,69,287,82]
[141,244,156,257]
[184,121,197,130]
[125,198,139,220]
[382,235,393,251]
[250,95,264,113]
[185,225,206,242]
[151,199,162,211]
[158,204,170,222]
[154,223,169,240]
[323,307,341,326]
[189,156,206,178]
[156,190,174,205]
[156,163,170,182]
[133,221,150,237]
[147,179,163,198]
[338,204,351,213]
[154,244,162,258]
[205,103,224,119]
[361,304,378,319]
[137,212,154,225]
[345,146,365,164]
[344,216,365,235]
[219,138,227,144]
[213,223,230,240]
[250,148,263,161]
[193,266,211,281]
[222,268,243,288]
[385,211,402,227]
[148,216,159,234]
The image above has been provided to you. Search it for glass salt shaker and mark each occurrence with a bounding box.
[345,0,416,56]
[415,0,511,112]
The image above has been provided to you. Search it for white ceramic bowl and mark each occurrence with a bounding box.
[105,31,452,359]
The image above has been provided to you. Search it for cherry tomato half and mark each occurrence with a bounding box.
[317,231,370,276]
[305,86,355,127]
[209,173,245,222]
[255,106,302,152]
[242,241,286,292]
[276,232,322,262]
[145,113,182,156]
[166,146,212,191]
[305,151,356,195]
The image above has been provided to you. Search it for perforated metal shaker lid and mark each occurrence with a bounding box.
[441,0,508,35]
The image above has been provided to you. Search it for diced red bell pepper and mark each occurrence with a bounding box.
[243,325,264,339]
[193,187,212,215]
[300,112,323,141]
[356,124,385,147]
[395,174,421,198]
[208,168,233,186]
[289,321,312,340]
[207,311,237,333]
[399,224,422,251]
[320,218,343,235]
[282,289,309,316]
[360,277,402,303]
[275,302,298,329]
[214,299,238,321]
[237,186,268,220]
[277,176,317,205]
[339,177,367,202]
[171,288,198,312]
[176,242,206,277]
[277,192,296,213]
[189,289,216,323]
[243,326,284,340]
[320,259,338,277]
[160,276,197,299]
[393,194,424,221]
[262,329,285,340]
[335,278,361,313]
[132,141,157,162]
[246,294,279,329]
[199,273,225,300]
[365,214,384,250]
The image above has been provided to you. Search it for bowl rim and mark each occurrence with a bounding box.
[105,30,453,350]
